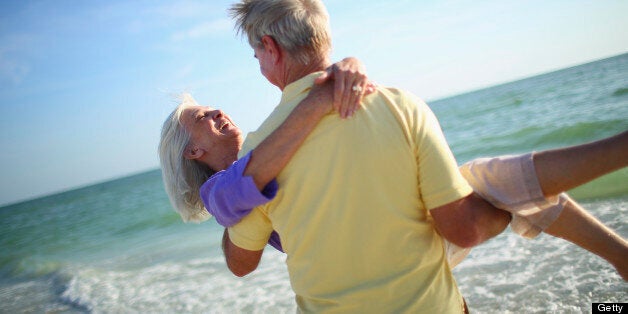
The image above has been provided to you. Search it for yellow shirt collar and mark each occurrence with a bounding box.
[280,72,325,106]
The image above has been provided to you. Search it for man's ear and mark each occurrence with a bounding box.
[261,35,282,64]
[183,145,204,160]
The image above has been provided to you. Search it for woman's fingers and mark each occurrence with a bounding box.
[342,73,369,118]
[339,71,355,118]
[333,67,346,115]
[344,82,360,118]
[325,57,372,118]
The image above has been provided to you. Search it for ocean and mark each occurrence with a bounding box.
[1,53,627,313]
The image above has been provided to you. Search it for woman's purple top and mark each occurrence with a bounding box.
[200,151,283,252]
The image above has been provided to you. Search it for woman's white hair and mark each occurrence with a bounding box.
[229,0,332,65]
[159,93,213,223]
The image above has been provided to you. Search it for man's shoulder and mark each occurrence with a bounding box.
[376,85,412,96]
[370,86,431,116]
[375,85,426,104]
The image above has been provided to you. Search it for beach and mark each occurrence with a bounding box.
[1,53,627,313]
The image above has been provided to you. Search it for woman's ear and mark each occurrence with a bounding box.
[183,146,203,160]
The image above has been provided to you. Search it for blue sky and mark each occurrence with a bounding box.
[1,0,627,206]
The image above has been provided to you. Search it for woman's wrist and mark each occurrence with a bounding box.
[304,82,334,116]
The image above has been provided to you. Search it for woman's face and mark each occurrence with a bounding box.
[181,105,243,163]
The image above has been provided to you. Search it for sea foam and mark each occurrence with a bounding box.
[59,250,295,313]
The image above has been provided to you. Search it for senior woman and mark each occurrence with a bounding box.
[159,57,370,222]
[158,59,628,278]
[159,57,375,248]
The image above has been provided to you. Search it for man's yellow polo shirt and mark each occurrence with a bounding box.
[231,72,473,313]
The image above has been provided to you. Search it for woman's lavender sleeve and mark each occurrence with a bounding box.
[200,151,278,227]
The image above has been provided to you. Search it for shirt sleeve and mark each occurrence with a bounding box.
[200,151,278,227]
[228,207,275,251]
[411,97,473,210]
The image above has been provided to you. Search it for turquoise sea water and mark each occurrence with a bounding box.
[1,54,627,313]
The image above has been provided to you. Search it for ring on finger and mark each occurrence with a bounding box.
[352,85,363,94]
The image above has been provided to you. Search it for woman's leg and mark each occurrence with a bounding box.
[533,130,628,197]
[544,197,628,279]
[532,131,628,279]
[457,131,628,278]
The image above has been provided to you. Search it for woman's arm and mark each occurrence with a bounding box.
[221,80,356,273]
[201,58,371,225]
[243,82,335,190]
[245,58,372,190]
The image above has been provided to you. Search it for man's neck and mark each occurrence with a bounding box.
[278,56,331,90]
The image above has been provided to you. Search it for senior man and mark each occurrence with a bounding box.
[224,1,506,312]
[222,0,626,312]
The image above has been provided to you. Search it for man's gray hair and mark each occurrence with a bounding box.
[230,0,332,64]
[158,93,212,223]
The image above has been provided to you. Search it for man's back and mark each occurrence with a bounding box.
[231,73,472,313]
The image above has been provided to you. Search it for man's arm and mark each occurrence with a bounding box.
[222,229,264,277]
[430,193,511,248]
[405,96,510,248]
[244,58,373,191]
[444,131,628,278]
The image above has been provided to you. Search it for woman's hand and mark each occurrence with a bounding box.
[314,57,376,119]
